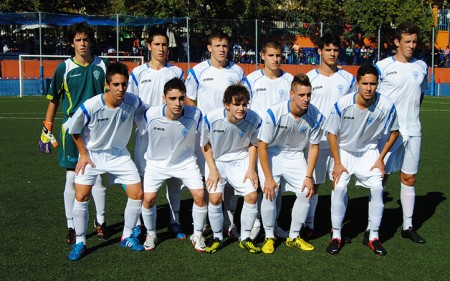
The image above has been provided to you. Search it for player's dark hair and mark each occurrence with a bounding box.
[164,78,186,96]
[395,21,419,41]
[261,41,282,53]
[223,83,250,105]
[317,33,341,50]
[291,73,311,90]
[208,30,230,45]
[356,65,379,82]
[149,28,169,44]
[67,21,94,43]
[106,62,129,83]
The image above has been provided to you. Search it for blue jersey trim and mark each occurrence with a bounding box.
[267,109,276,126]
[204,115,210,130]
[334,102,341,118]
[81,104,91,124]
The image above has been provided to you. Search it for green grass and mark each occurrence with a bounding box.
[0,96,449,280]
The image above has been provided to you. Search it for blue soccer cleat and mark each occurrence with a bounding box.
[168,223,186,240]
[68,242,86,261]
[120,236,145,251]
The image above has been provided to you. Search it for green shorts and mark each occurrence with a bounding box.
[58,122,78,169]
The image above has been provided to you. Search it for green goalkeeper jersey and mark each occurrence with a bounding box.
[47,56,110,121]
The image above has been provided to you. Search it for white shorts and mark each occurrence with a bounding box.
[383,135,421,175]
[144,159,203,193]
[313,148,334,184]
[75,148,141,186]
[133,129,148,177]
[206,157,256,196]
[335,148,383,189]
[258,151,308,193]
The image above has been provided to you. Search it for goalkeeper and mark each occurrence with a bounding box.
[38,22,110,245]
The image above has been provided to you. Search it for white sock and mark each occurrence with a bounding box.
[73,200,89,245]
[289,191,310,239]
[123,198,142,239]
[92,175,106,224]
[64,171,76,229]
[369,186,384,240]
[330,187,348,240]
[208,203,224,240]
[166,178,181,224]
[305,193,318,229]
[241,202,258,240]
[142,205,157,236]
[192,204,207,237]
[261,189,278,238]
[401,183,415,230]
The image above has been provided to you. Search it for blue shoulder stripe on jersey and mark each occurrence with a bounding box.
[267,108,276,126]
[374,64,382,81]
[207,60,212,66]
[222,108,226,118]
[189,69,199,88]
[130,72,138,87]
[179,71,184,79]
[351,76,356,86]
[196,111,203,131]
[144,109,148,124]
[81,104,91,124]
[334,102,341,118]
[135,97,143,116]
[256,119,262,129]
[352,93,357,104]
[100,94,105,106]
[384,104,396,130]
[204,115,210,130]
[312,114,324,130]
[162,104,166,117]
[287,100,291,113]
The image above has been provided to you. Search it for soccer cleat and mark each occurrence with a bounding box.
[300,227,315,241]
[239,238,261,253]
[401,227,426,243]
[94,219,108,241]
[326,238,342,255]
[261,238,276,254]
[205,237,223,254]
[67,242,86,261]
[362,230,370,246]
[190,234,206,253]
[168,223,186,240]
[143,234,158,251]
[286,236,315,251]
[202,223,212,237]
[227,225,239,239]
[132,225,142,241]
[274,226,289,239]
[66,227,76,245]
[368,238,387,256]
[329,228,352,244]
[120,236,145,251]
[249,220,261,240]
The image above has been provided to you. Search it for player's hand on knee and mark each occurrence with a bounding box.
[263,178,278,201]
[75,154,95,176]
[243,169,259,189]
[38,121,58,154]
[370,159,385,178]
[302,177,314,198]
[332,163,348,185]
[206,170,222,192]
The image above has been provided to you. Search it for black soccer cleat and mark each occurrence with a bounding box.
[326,238,342,255]
[94,219,109,241]
[401,227,426,243]
[362,230,370,246]
[368,238,387,256]
[67,227,76,245]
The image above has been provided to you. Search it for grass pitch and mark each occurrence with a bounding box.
[0,96,449,280]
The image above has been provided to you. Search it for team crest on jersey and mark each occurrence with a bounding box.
[279,89,286,97]
[337,84,344,95]
[367,117,374,126]
[228,78,235,85]
[181,128,189,137]
[299,126,307,134]
[121,112,129,122]
[412,71,419,81]
[93,70,100,80]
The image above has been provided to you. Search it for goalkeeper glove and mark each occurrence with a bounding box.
[38,121,58,154]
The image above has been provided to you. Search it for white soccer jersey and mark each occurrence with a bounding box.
[128,63,184,107]
[200,108,262,162]
[185,60,245,114]
[143,105,202,168]
[307,68,356,147]
[68,93,146,151]
[245,69,293,118]
[375,56,428,137]
[258,101,324,156]
[324,92,399,153]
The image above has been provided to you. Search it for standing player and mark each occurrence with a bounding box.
[140,78,207,252]
[245,40,294,239]
[374,21,428,243]
[305,34,356,240]
[258,74,323,254]
[128,28,186,240]
[38,22,109,244]
[324,65,399,256]
[66,62,147,261]
[200,84,262,254]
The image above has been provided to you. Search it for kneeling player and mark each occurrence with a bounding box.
[66,62,147,261]
[201,84,262,253]
[140,78,207,252]
[324,65,399,256]
[258,74,323,254]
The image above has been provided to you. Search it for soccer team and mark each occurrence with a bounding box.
[37,21,427,261]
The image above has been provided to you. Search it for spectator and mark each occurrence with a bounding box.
[346,45,353,65]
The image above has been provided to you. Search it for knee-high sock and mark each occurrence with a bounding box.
[289,191,310,239]
[92,175,106,224]
[261,189,278,238]
[142,205,157,236]
[192,204,207,237]
[330,187,348,240]
[123,198,142,239]
[305,194,318,229]
[369,186,384,240]
[400,183,415,230]
[166,179,181,224]
[208,203,223,240]
[241,202,258,240]
[64,171,76,229]
[73,200,89,245]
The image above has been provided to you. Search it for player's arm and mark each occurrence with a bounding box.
[328,132,348,186]
[202,142,222,192]
[370,130,399,177]
[243,144,258,189]
[186,97,197,106]
[72,133,94,176]
[258,140,278,200]
[303,143,319,198]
